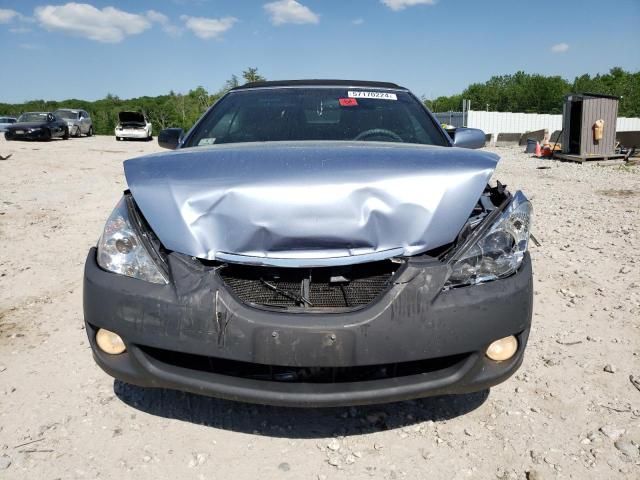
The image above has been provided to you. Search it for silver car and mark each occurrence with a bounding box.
[84,80,534,407]
[0,116,17,132]
[54,109,93,137]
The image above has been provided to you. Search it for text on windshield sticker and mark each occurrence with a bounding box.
[347,91,397,100]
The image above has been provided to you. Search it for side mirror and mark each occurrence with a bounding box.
[452,127,486,149]
[158,128,183,150]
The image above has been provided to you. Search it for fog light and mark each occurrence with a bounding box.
[96,328,126,355]
[485,335,518,361]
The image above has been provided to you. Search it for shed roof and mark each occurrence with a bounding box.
[566,92,620,101]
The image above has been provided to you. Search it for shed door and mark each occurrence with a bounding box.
[568,100,582,154]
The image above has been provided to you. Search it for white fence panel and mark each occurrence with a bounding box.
[467,111,563,135]
[432,111,466,128]
[439,111,640,135]
[617,117,640,132]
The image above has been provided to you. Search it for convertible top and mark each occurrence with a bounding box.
[233,79,406,90]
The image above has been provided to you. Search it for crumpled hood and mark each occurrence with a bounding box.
[125,141,499,267]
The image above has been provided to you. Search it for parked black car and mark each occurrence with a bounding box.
[84,80,533,407]
[5,112,69,141]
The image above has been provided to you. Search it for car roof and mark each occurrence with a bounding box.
[232,79,407,91]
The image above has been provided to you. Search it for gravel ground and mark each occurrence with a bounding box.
[0,136,639,479]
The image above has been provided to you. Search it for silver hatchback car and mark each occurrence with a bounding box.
[54,109,94,137]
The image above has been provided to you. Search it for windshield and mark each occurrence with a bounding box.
[184,88,448,148]
[18,113,49,123]
[55,110,78,120]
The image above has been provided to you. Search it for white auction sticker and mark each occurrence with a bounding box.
[348,91,397,100]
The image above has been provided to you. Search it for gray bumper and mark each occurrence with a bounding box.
[83,249,533,407]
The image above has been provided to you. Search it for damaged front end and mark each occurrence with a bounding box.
[85,144,533,406]
[95,178,530,315]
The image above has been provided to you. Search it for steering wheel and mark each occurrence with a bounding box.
[353,128,403,142]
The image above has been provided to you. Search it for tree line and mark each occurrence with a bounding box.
[0,67,266,136]
[424,67,639,117]
[1,67,638,135]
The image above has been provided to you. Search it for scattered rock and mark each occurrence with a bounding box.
[327,456,340,467]
[630,375,640,392]
[327,438,340,452]
[614,440,639,458]
[278,462,290,472]
[0,455,11,470]
[187,453,207,468]
[619,265,631,274]
[526,470,543,480]
[345,454,356,465]
[420,449,433,460]
[599,425,625,441]
[603,364,616,374]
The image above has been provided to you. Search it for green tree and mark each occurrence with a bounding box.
[242,67,266,84]
[223,74,240,91]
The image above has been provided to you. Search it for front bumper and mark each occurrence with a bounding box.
[84,249,533,407]
[5,129,48,140]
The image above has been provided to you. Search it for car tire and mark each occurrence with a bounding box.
[116,137,121,141]
[4,132,12,141]
[74,126,82,138]
[62,127,70,140]
[87,126,93,137]
[43,129,52,141]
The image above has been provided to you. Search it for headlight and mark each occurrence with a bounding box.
[97,196,168,284]
[445,191,531,288]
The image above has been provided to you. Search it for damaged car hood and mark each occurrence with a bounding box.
[124,141,499,267]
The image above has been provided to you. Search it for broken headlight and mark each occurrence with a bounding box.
[97,196,168,284]
[445,190,531,288]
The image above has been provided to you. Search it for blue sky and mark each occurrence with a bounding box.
[1,0,639,103]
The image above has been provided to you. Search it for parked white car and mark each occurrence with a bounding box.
[0,116,17,132]
[115,111,152,141]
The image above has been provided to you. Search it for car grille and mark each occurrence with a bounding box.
[218,260,402,311]
[140,345,469,384]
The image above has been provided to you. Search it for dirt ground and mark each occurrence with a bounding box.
[0,135,638,479]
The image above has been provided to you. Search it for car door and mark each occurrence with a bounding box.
[79,111,88,133]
